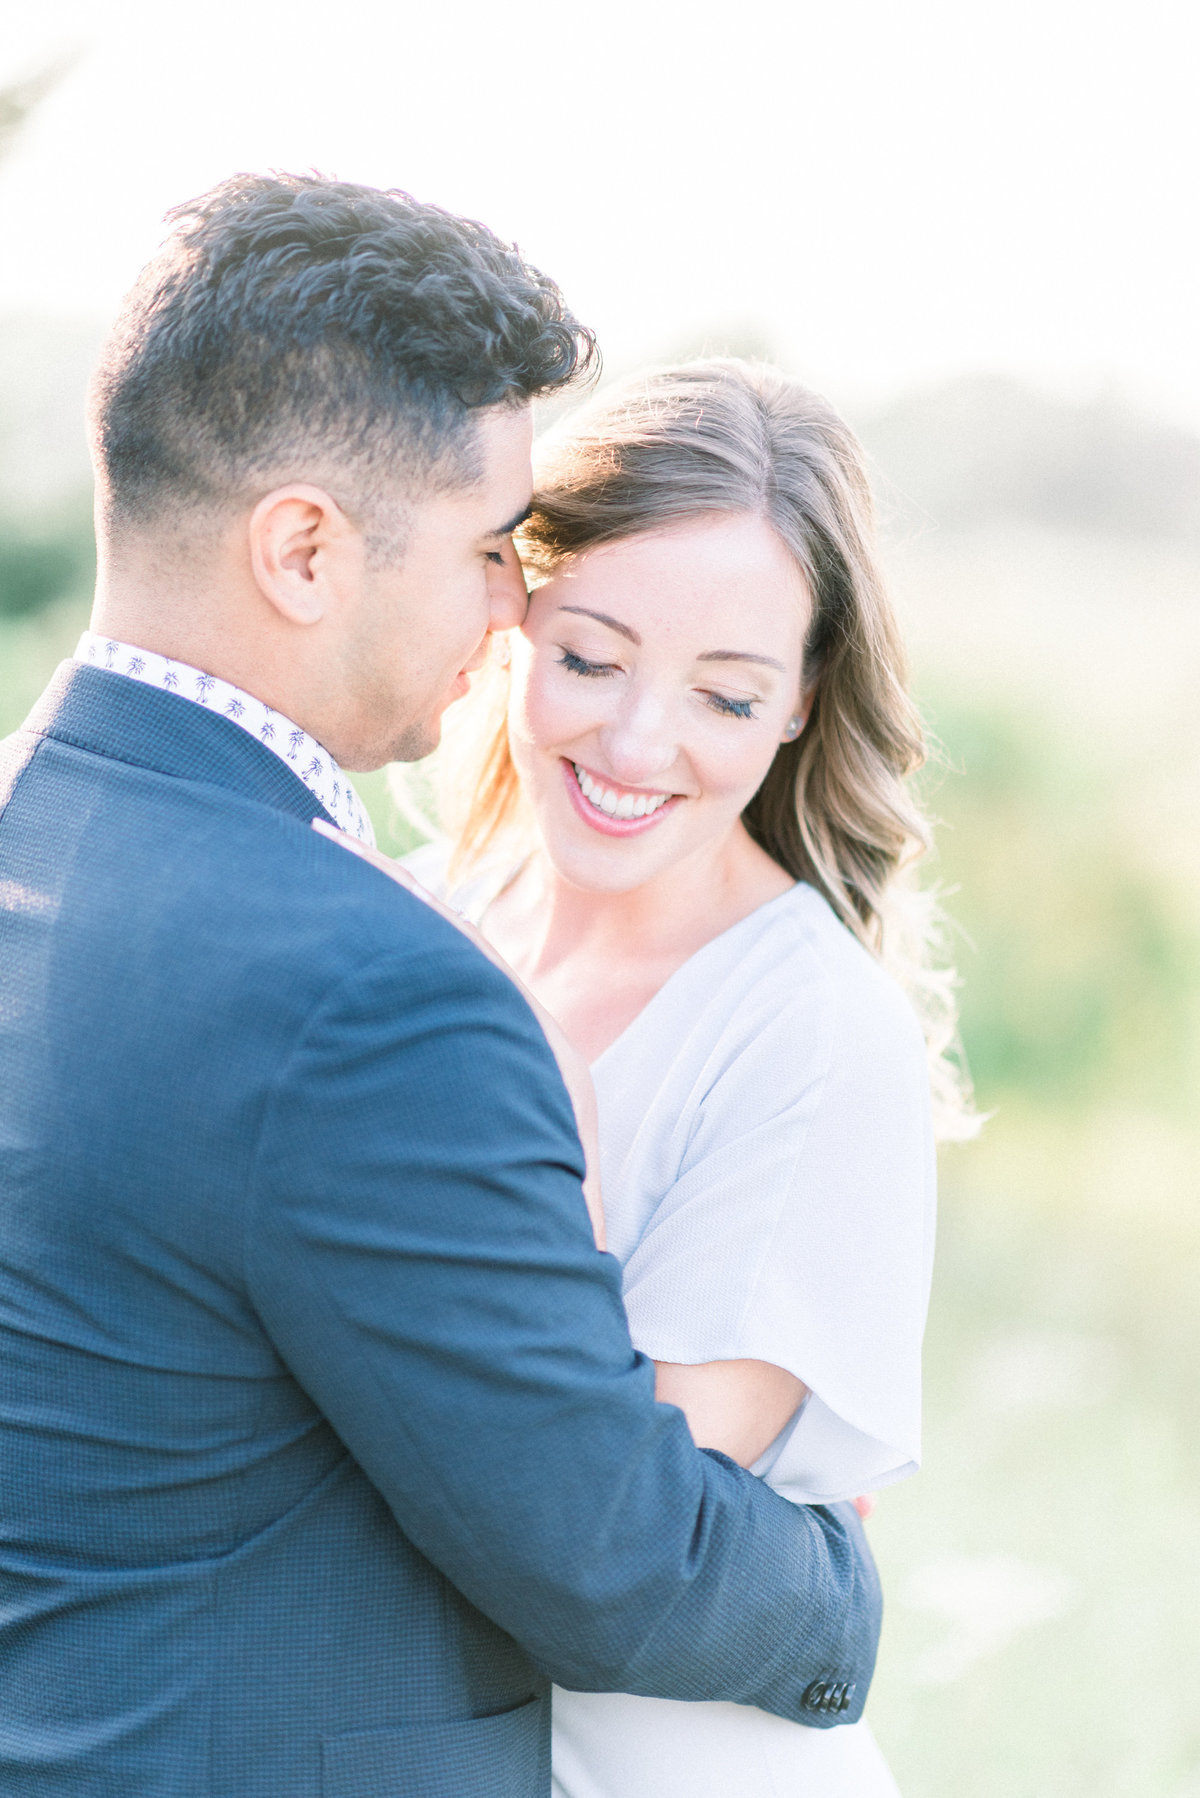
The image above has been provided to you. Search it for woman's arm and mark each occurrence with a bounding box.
[654,1359,808,1469]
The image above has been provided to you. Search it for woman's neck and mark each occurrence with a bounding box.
[482,824,794,1060]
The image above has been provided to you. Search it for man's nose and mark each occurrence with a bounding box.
[486,537,529,632]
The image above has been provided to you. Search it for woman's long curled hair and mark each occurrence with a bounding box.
[432,358,978,1140]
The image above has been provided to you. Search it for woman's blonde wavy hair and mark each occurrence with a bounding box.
[431,358,978,1140]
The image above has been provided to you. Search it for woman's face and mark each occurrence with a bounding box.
[507,512,813,894]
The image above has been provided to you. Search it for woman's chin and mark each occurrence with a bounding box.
[534,818,678,896]
[539,841,655,896]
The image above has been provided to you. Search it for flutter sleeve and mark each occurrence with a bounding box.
[615,929,936,1505]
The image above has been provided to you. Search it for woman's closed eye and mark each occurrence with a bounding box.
[703,690,757,719]
[558,646,619,679]
[559,646,761,718]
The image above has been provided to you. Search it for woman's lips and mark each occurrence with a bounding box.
[561,758,682,837]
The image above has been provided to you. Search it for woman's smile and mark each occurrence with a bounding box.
[562,757,683,836]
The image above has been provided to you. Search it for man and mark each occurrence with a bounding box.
[0,174,880,1795]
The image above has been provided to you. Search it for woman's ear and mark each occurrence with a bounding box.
[781,681,818,744]
[248,484,360,626]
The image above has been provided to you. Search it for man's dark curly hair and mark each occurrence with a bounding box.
[89,172,597,557]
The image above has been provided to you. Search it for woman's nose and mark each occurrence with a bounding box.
[486,537,529,632]
[598,692,680,785]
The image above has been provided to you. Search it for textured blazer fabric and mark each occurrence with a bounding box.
[0,663,881,1797]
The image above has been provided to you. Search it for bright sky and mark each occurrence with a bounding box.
[3,0,1199,425]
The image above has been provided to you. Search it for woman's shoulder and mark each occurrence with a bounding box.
[607,880,928,1158]
[400,837,451,896]
[400,838,517,925]
[729,882,925,1063]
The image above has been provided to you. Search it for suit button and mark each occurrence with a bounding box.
[803,1677,856,1715]
[802,1680,828,1712]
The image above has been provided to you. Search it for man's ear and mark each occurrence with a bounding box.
[248,484,360,626]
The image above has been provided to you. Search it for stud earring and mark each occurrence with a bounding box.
[783,713,805,742]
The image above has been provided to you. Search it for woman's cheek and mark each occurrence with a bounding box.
[519,658,595,752]
[508,655,564,762]
[712,725,788,808]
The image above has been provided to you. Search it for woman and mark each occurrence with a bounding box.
[410,359,975,1796]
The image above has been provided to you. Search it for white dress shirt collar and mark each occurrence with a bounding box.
[74,632,375,846]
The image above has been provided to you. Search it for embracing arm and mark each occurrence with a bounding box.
[245,877,880,1725]
[654,1359,809,1468]
[339,838,818,1487]
[656,1359,877,1522]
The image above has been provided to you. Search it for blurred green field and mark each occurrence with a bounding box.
[867,686,1200,1796]
[2,379,1199,1795]
[863,491,1200,1791]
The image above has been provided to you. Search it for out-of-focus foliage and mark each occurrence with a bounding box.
[0,70,95,621]
[843,388,1200,1797]
[0,499,95,618]
[0,590,92,735]
[869,1098,1200,1798]
[924,697,1199,1116]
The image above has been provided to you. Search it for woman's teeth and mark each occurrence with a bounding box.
[573,763,671,820]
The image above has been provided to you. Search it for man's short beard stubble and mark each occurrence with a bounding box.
[346,531,461,772]
[387,713,445,766]
[352,437,486,769]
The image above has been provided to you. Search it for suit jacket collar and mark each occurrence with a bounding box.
[23,661,334,829]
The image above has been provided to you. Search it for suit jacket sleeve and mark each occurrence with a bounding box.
[243,916,881,1723]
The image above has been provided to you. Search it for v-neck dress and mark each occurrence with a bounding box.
[406,847,935,1796]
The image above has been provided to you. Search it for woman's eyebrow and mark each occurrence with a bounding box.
[557,605,641,645]
[697,649,787,672]
[557,608,785,671]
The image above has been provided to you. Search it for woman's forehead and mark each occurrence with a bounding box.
[536,515,811,651]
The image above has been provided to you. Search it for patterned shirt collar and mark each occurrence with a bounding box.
[74,632,375,846]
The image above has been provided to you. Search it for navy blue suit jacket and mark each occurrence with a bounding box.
[0,664,881,1796]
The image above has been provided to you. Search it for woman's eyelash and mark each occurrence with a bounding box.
[705,692,756,719]
[559,647,758,716]
[558,647,616,678]
[484,550,506,566]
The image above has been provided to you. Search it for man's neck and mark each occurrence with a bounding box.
[92,533,290,700]
[88,588,327,751]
